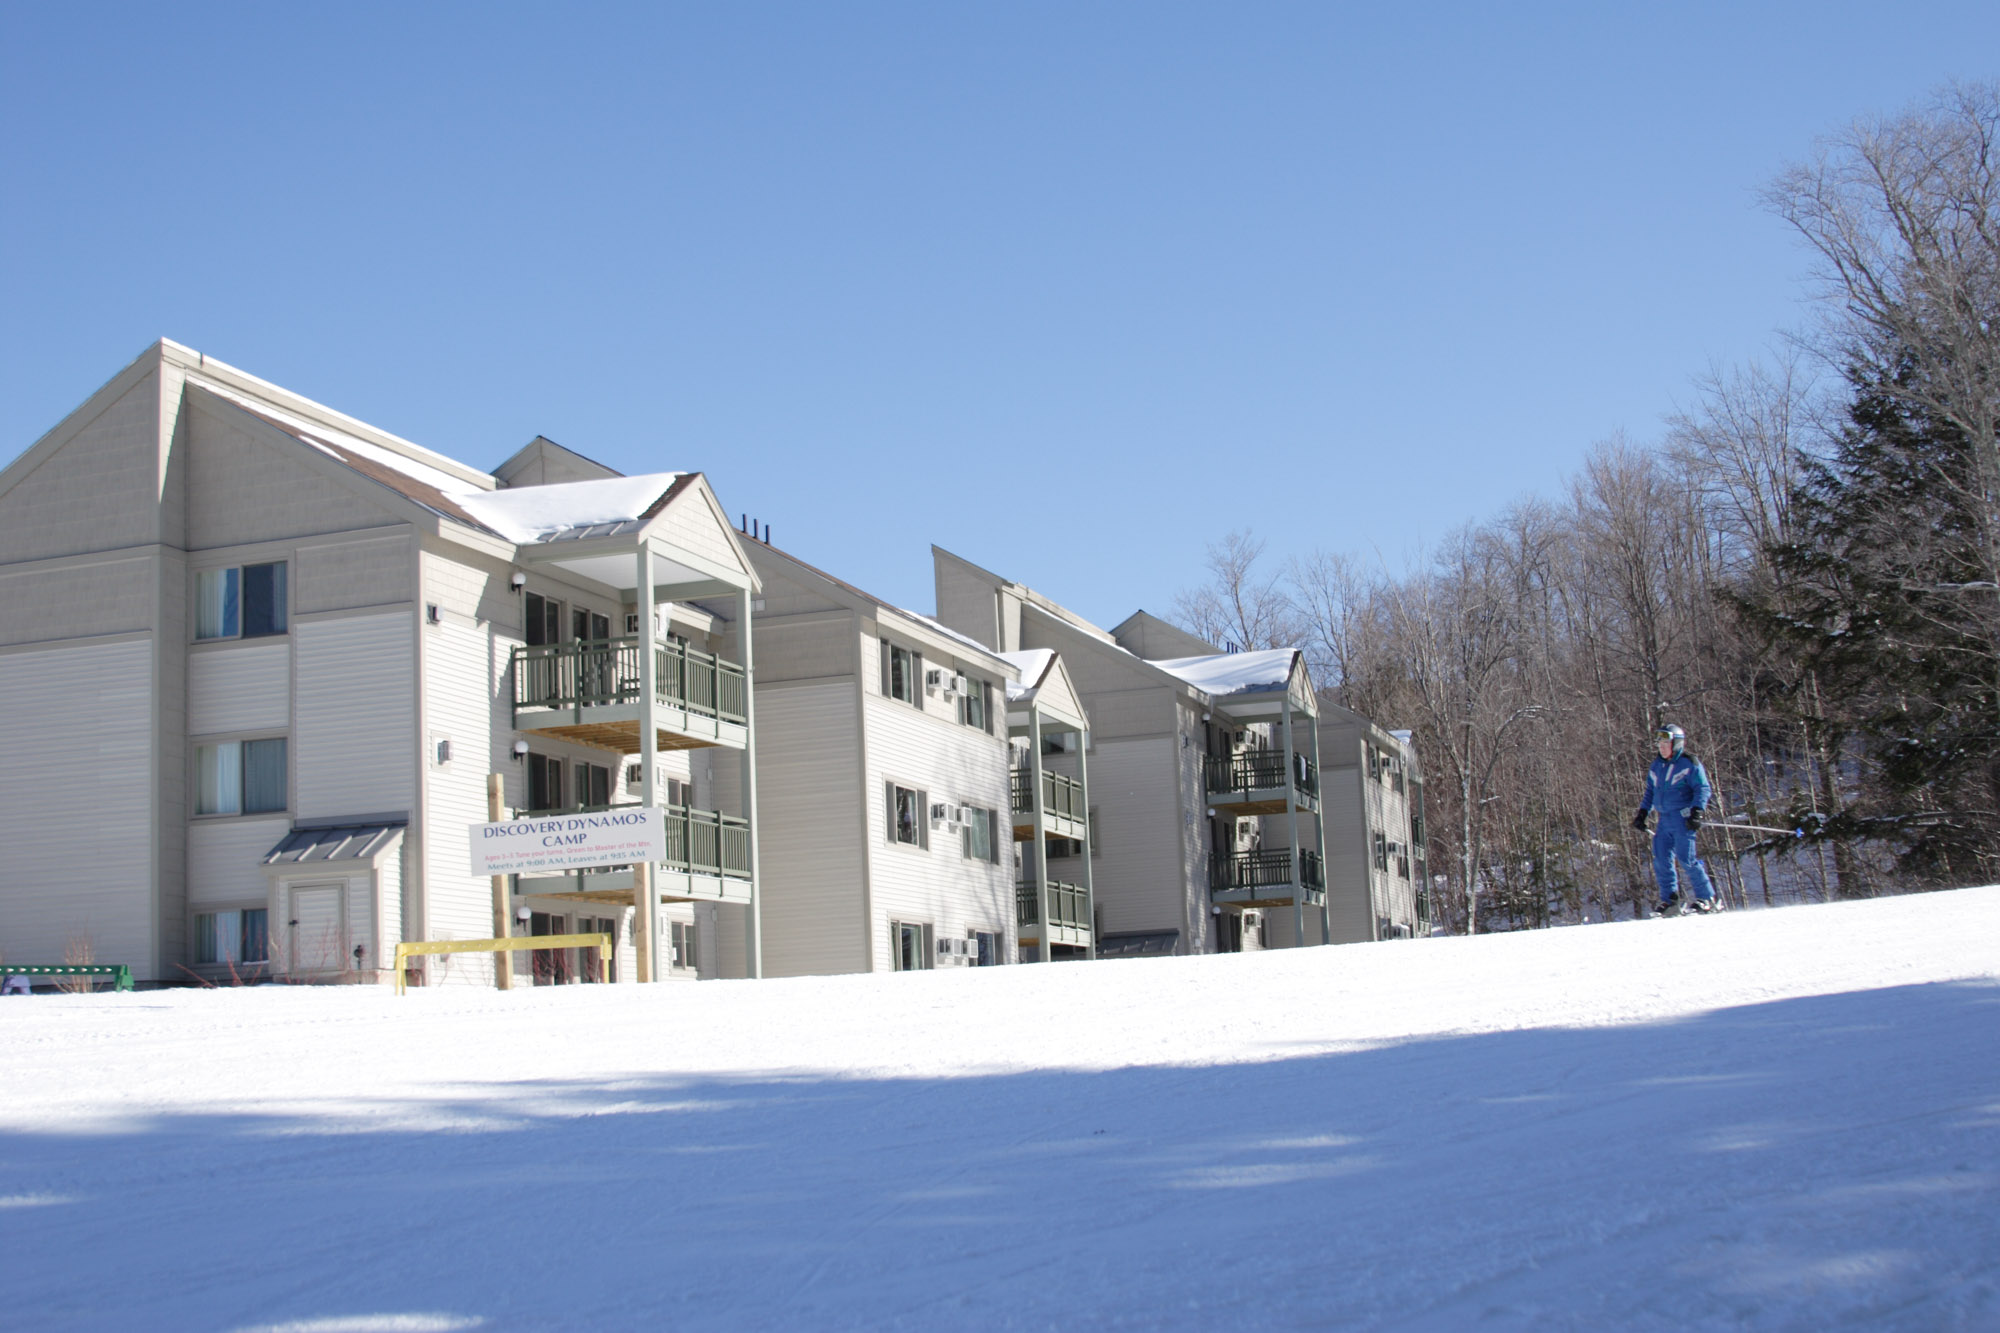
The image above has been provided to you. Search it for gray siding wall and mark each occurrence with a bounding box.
[753,679,866,977]
[0,365,167,564]
[188,817,289,907]
[296,530,413,615]
[0,553,158,648]
[188,640,289,736]
[0,639,157,977]
[1076,736,1181,938]
[863,679,1014,970]
[185,395,392,549]
[295,612,416,820]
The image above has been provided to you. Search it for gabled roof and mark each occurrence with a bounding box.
[749,540,1016,674]
[196,386,505,536]
[1148,649,1298,698]
[998,648,1057,703]
[453,473,690,545]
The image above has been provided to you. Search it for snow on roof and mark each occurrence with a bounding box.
[906,612,1007,660]
[451,473,684,544]
[200,383,478,498]
[1147,648,1298,697]
[997,648,1055,701]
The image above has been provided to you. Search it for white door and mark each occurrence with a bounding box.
[288,883,347,975]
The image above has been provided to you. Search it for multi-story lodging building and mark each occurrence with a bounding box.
[1319,702,1430,940]
[0,340,767,986]
[932,548,1331,956]
[0,340,1416,984]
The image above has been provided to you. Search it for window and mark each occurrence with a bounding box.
[892,920,933,971]
[571,609,611,643]
[958,679,992,732]
[971,930,1001,967]
[1373,831,1389,873]
[525,592,560,646]
[196,563,287,641]
[195,739,286,815]
[573,762,610,808]
[1047,835,1083,860]
[888,783,928,848]
[194,909,269,965]
[578,915,617,983]
[962,806,998,863]
[670,920,699,972]
[527,753,564,811]
[882,641,922,707]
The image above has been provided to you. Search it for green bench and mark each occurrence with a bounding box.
[2,964,135,993]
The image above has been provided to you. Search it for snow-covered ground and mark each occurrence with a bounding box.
[4,890,1997,1332]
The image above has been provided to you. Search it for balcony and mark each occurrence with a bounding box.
[511,802,753,905]
[1204,750,1318,816]
[1016,876,1092,948]
[511,637,747,753]
[1210,848,1325,908]
[1010,767,1088,842]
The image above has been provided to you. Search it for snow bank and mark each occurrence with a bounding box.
[2,890,1996,1331]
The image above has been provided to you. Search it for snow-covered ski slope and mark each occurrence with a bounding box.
[3,890,1996,1332]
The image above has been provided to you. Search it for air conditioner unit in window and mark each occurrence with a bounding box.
[625,765,644,786]
[924,668,946,691]
[953,804,974,825]
[930,802,951,825]
[625,613,641,635]
[951,673,970,695]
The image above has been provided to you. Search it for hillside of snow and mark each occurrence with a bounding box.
[3,890,1997,1332]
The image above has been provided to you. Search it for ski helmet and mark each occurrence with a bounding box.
[1655,723,1685,756]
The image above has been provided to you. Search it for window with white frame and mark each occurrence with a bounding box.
[961,806,998,863]
[881,640,921,706]
[891,920,933,971]
[670,920,699,972]
[970,929,1001,967]
[887,783,928,848]
[196,563,287,641]
[957,678,992,732]
[194,908,269,965]
[195,738,287,815]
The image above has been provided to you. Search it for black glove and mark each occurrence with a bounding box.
[1685,807,1704,831]
[1631,810,1649,832]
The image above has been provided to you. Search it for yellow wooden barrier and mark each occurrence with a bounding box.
[394,933,612,994]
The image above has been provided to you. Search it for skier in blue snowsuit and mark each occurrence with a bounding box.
[1631,724,1718,915]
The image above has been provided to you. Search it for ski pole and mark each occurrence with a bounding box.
[1712,821,1805,838]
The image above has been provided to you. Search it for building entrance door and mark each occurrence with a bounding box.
[288,883,346,975]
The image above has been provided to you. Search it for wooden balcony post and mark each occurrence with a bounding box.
[488,771,513,990]
[1028,705,1052,960]
[737,584,763,980]
[1283,698,1306,949]
[635,542,659,982]
[1307,699,1331,946]
[1076,719,1096,960]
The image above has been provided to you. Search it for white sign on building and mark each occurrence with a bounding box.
[469,808,665,877]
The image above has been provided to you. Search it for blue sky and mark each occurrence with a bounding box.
[4,4,1995,627]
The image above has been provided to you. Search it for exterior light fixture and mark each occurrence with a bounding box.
[509,572,526,592]
[511,740,530,760]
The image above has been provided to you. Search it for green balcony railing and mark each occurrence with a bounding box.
[1017,877,1091,931]
[512,801,751,879]
[511,637,746,724]
[1203,750,1319,801]
[1010,768,1085,822]
[1211,848,1325,895]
